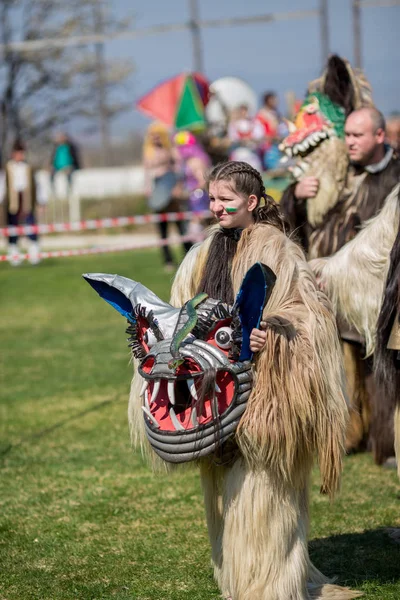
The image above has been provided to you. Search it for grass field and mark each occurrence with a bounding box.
[0,249,399,600]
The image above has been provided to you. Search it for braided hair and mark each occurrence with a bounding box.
[207,160,287,232]
[197,161,287,304]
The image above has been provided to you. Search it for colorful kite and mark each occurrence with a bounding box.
[136,72,209,131]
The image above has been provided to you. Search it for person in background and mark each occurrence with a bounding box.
[386,115,400,151]
[281,106,400,467]
[0,139,48,266]
[256,91,287,170]
[228,104,264,171]
[173,130,211,237]
[143,122,192,272]
[50,132,81,194]
[257,92,279,140]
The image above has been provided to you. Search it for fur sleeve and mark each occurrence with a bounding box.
[310,184,400,355]
[232,225,348,497]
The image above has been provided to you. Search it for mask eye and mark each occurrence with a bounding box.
[215,326,233,349]
[143,329,158,348]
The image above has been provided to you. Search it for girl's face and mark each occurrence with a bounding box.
[209,180,258,229]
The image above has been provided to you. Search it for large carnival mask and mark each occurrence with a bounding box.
[84,263,276,463]
[280,92,346,162]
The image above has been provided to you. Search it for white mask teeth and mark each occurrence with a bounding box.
[144,389,151,411]
[299,161,309,172]
[187,378,198,401]
[150,379,160,404]
[191,406,199,427]
[140,379,149,397]
[142,406,159,428]
[215,382,222,394]
[170,407,185,431]
[167,380,175,405]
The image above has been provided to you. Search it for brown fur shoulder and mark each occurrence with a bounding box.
[233,224,348,497]
[310,152,400,257]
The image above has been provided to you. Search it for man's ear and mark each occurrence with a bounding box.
[376,128,386,144]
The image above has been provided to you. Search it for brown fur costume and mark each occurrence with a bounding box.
[129,223,360,599]
[279,57,381,458]
[281,101,400,460]
[312,185,400,471]
[307,152,400,259]
[281,150,400,260]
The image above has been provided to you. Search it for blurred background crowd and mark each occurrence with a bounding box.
[0,0,399,268]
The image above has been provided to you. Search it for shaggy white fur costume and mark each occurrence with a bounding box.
[129,224,361,600]
[311,185,400,479]
[311,184,400,356]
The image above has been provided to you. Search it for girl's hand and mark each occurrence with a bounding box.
[249,321,267,353]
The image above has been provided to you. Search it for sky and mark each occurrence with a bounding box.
[101,0,400,138]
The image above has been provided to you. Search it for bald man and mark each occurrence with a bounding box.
[345,107,386,166]
[283,108,399,255]
[281,106,400,465]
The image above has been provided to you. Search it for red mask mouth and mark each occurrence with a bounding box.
[142,369,236,432]
[138,338,253,463]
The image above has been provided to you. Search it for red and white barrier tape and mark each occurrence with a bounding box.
[0,234,203,262]
[0,210,211,237]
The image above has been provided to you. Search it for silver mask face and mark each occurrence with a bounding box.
[84,263,276,463]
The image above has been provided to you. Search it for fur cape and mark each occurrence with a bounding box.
[311,185,400,355]
[374,199,400,475]
[169,223,348,494]
[281,152,400,259]
[311,185,400,474]
[376,222,400,396]
[129,223,361,599]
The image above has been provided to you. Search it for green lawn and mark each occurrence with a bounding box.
[0,250,399,600]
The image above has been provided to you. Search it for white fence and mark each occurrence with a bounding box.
[39,166,146,222]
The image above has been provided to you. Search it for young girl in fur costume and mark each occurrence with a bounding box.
[127,161,359,600]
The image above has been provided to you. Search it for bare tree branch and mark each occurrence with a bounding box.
[0,0,134,160]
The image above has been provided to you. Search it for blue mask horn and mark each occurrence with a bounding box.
[82,273,180,338]
[234,262,276,361]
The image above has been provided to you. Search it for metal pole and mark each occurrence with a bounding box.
[358,0,400,6]
[0,10,321,54]
[319,0,330,68]
[93,1,111,165]
[189,0,204,72]
[353,0,362,69]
